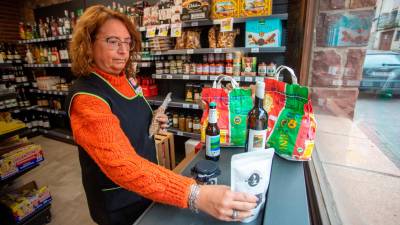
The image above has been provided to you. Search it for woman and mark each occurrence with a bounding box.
[66,5,257,225]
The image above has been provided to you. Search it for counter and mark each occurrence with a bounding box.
[134,148,310,225]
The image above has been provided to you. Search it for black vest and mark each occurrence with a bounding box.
[65,73,157,225]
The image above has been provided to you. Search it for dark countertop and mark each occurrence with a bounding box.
[134,148,310,225]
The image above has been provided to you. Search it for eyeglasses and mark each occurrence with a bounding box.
[98,36,134,51]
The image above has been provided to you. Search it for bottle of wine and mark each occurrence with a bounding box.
[205,102,220,161]
[63,10,71,35]
[245,81,268,152]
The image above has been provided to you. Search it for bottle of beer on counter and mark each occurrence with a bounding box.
[205,102,220,161]
[245,81,268,152]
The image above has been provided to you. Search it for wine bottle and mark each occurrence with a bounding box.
[245,81,268,152]
[205,102,220,161]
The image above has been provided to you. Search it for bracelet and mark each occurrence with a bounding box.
[188,184,200,214]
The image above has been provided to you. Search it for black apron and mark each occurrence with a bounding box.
[65,72,157,225]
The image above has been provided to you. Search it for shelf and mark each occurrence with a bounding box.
[39,128,74,145]
[0,91,16,101]
[0,127,27,142]
[146,96,200,109]
[10,105,38,114]
[167,127,200,139]
[0,60,23,66]
[18,34,72,44]
[23,63,71,68]
[139,13,289,31]
[33,107,67,116]
[18,200,52,225]
[29,88,69,96]
[0,163,40,186]
[152,74,266,82]
[150,47,286,55]
[138,62,153,68]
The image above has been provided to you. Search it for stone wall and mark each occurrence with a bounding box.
[309,0,377,119]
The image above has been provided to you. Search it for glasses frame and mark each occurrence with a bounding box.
[97,36,135,51]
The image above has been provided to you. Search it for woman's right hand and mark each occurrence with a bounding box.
[196,185,258,222]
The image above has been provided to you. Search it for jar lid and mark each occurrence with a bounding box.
[191,160,220,176]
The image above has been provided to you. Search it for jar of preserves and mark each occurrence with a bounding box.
[190,63,196,75]
[209,63,216,75]
[185,83,193,102]
[208,53,214,63]
[226,53,233,63]
[186,116,193,132]
[202,64,209,75]
[173,113,179,128]
[225,63,233,76]
[179,114,186,131]
[193,116,201,133]
[203,54,208,63]
[196,64,203,75]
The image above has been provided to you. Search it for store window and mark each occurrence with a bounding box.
[309,0,400,225]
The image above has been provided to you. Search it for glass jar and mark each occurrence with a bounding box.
[173,113,179,128]
[186,116,193,132]
[179,114,186,131]
[225,63,233,76]
[202,64,209,75]
[185,83,193,102]
[258,62,267,76]
[196,64,203,75]
[193,116,201,133]
[190,63,196,75]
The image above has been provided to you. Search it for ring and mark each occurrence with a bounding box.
[231,209,239,219]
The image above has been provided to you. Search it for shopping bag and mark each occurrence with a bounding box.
[264,66,317,161]
[201,75,253,146]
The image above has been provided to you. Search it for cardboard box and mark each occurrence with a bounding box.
[181,0,210,21]
[211,0,239,19]
[245,18,282,48]
[239,0,272,18]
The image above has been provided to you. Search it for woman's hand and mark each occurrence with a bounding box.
[154,111,168,132]
[196,185,258,222]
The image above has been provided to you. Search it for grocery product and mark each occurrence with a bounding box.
[241,57,257,76]
[211,0,239,19]
[239,0,272,18]
[181,0,211,21]
[245,18,282,47]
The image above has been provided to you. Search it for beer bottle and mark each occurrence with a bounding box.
[205,102,220,161]
[245,81,268,152]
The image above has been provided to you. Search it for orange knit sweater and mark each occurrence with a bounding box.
[70,68,195,208]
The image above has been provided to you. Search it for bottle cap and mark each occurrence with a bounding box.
[209,102,216,108]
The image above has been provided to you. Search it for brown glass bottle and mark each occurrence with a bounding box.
[205,102,220,161]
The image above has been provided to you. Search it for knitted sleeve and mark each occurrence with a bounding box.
[70,94,196,208]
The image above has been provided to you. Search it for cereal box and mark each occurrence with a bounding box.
[245,18,282,47]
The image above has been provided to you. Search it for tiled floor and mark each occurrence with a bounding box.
[314,114,400,225]
[14,136,95,225]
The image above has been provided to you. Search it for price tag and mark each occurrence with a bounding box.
[46,109,51,113]
[245,77,253,82]
[183,103,190,108]
[51,109,56,114]
[66,135,71,139]
[32,128,37,132]
[177,131,183,136]
[209,75,217,81]
[166,75,173,79]
[233,76,240,82]
[192,104,199,109]
[146,26,156,38]
[155,75,162,79]
[43,130,48,134]
[139,27,145,31]
[171,23,182,37]
[191,21,198,26]
[59,92,63,95]
[57,64,62,67]
[255,77,264,82]
[251,48,260,53]
[182,75,190,80]
[200,76,208,80]
[220,18,233,32]
[214,48,222,53]
[155,51,162,55]
[38,90,42,93]
[186,49,194,54]
[14,109,20,113]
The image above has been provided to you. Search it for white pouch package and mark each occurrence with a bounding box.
[231,148,274,223]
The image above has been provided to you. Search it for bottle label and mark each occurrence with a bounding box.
[59,50,69,60]
[206,135,220,157]
[247,129,267,151]
[209,109,217,123]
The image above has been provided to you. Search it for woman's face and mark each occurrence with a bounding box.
[92,18,131,75]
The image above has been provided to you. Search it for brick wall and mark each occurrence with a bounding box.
[309,0,377,119]
[0,0,23,42]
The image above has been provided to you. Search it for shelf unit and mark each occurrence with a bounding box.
[167,127,200,139]
[29,88,69,96]
[18,35,72,44]
[23,63,71,68]
[146,96,200,109]
[152,74,266,82]
[0,127,28,142]
[150,47,286,56]
[139,13,289,31]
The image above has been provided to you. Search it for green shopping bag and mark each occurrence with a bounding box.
[201,76,253,146]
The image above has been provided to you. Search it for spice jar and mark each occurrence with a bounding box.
[193,116,201,133]
[185,116,193,132]
[178,114,186,131]
[173,113,179,128]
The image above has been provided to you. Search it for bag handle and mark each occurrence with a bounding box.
[212,75,239,89]
[274,65,298,84]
